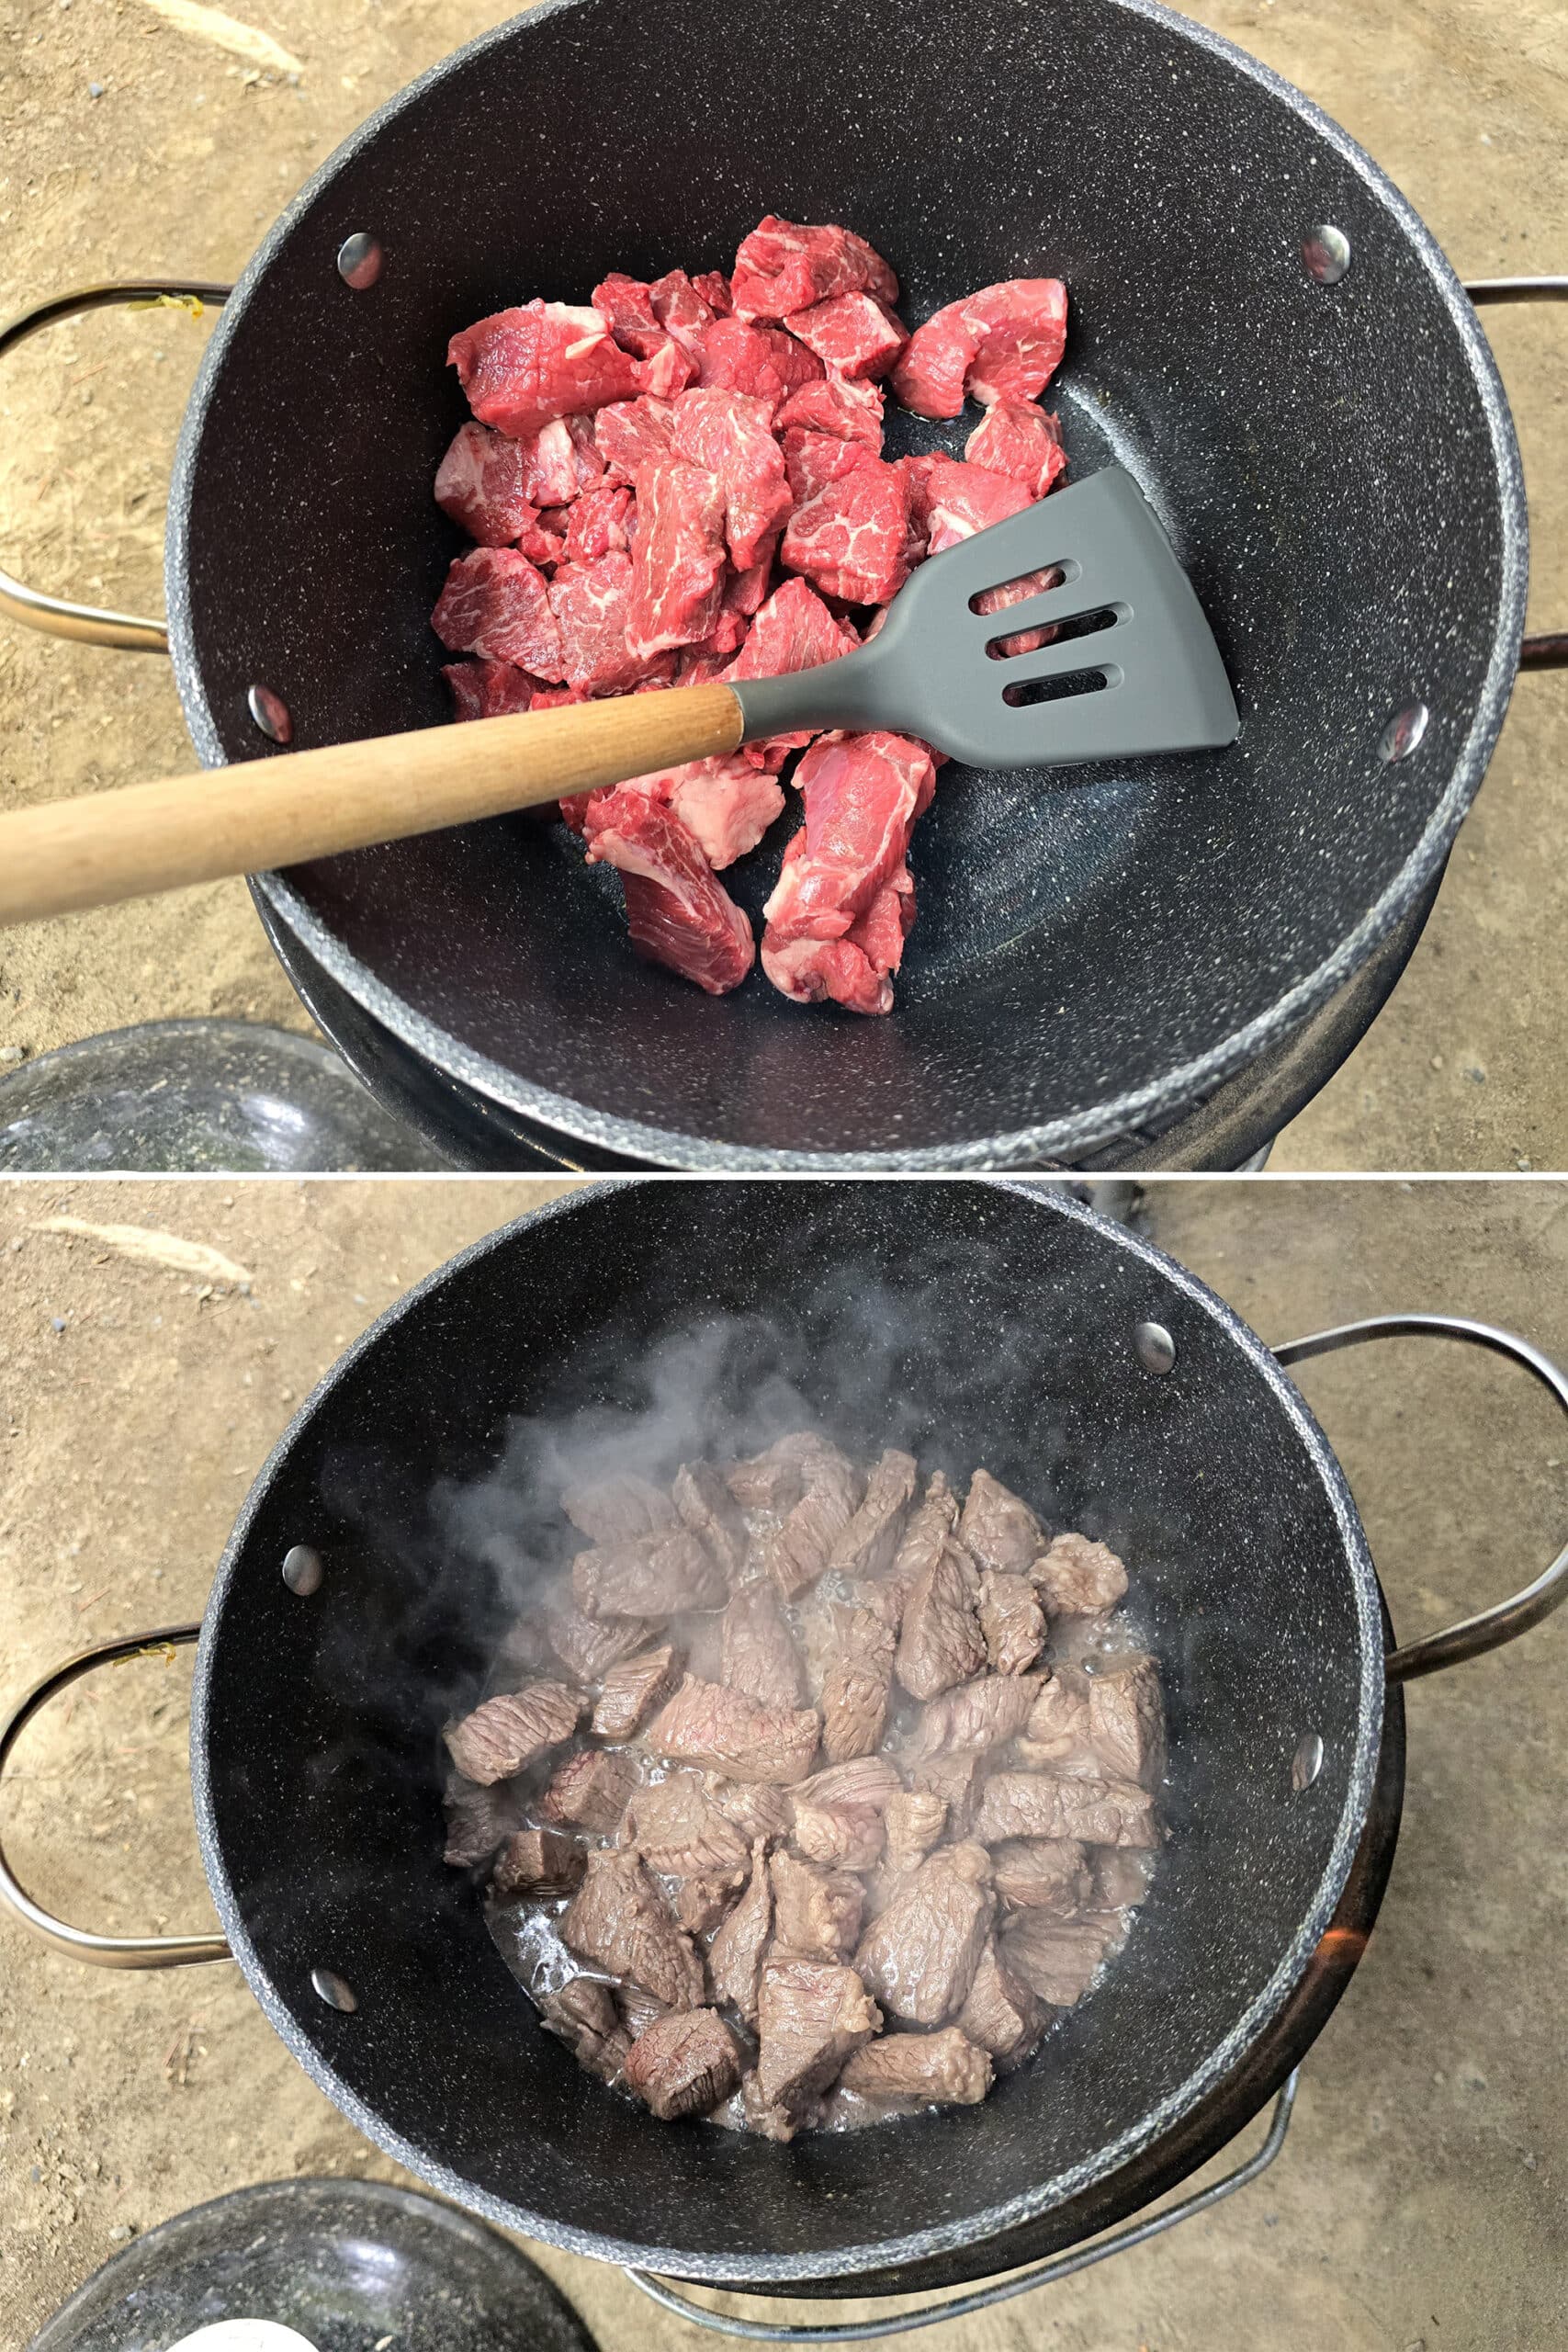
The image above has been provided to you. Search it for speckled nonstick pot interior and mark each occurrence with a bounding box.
[163,0,1526,1170]
[188,1181,1387,2290]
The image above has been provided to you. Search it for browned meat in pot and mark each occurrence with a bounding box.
[840,2025,993,2105]
[902,1671,1042,1759]
[539,1746,640,1834]
[562,1473,677,1545]
[958,1468,1045,1576]
[828,1448,919,1578]
[884,1789,948,1876]
[1033,1532,1130,1616]
[1087,1654,1167,1789]
[648,1675,821,1784]
[573,1527,728,1619]
[721,1579,807,1708]
[560,1849,705,2008]
[854,1842,994,2024]
[444,1681,583,1784]
[818,1601,897,1761]
[708,1838,774,2021]
[620,1771,750,1877]
[591,1642,683,1739]
[673,1459,750,1580]
[536,1978,630,2083]
[443,1773,521,1865]
[764,1448,865,1599]
[975,1771,1158,1849]
[1000,1910,1122,2007]
[756,1956,881,2116]
[543,1586,660,1682]
[977,1569,1047,1675]
[895,1529,986,1700]
[988,1837,1091,1914]
[958,1940,1043,2068]
[626,2007,744,2120]
[492,1826,587,1898]
[770,1847,865,1959]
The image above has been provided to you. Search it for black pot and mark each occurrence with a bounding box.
[5,1183,1564,2330]
[2,1,1563,1170]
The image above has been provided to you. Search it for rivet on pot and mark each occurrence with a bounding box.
[310,1967,358,2013]
[336,232,383,290]
[247,684,292,745]
[1378,701,1429,764]
[281,1544,323,1596]
[1302,224,1351,285]
[1134,1319,1177,1375]
[1292,1732,1325,1792]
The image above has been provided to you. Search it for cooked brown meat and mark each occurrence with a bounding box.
[974,1771,1158,1849]
[536,1978,630,2083]
[708,1838,773,2021]
[539,1746,640,1834]
[999,1911,1121,2007]
[1093,1847,1154,1909]
[884,1789,948,1876]
[828,1448,919,1578]
[560,1849,705,2008]
[740,2070,807,2140]
[988,1837,1092,1913]
[895,1528,986,1701]
[573,1528,728,1620]
[903,1672,1043,1760]
[854,1843,994,2024]
[675,1871,748,1934]
[770,1847,865,1959]
[492,1826,586,1898]
[649,1676,821,1785]
[1034,1532,1129,1616]
[977,1570,1047,1676]
[443,1773,520,1865]
[958,1940,1043,2069]
[562,1472,677,1545]
[791,1798,886,1872]
[799,1756,902,1810]
[883,1471,959,1613]
[674,1460,750,1580]
[444,1682,583,1785]
[725,1431,839,1513]
[721,1580,807,1709]
[840,2026,993,2106]
[756,1956,881,2114]
[625,2007,744,2120]
[1019,1667,1101,1777]
[959,1469,1045,1577]
[616,1983,670,2041]
[706,1776,795,1843]
[1088,1655,1167,1790]
[818,1600,897,1763]
[543,1587,660,1682]
[678,1609,728,1684]
[765,1450,865,1600]
[905,1747,987,1838]
[620,1771,750,1877]
[591,1643,684,1740]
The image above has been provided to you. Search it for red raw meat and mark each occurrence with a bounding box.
[696,318,824,408]
[780,459,913,605]
[892,279,1067,419]
[443,660,537,721]
[677,646,735,687]
[761,730,936,1013]
[626,458,729,658]
[532,683,591,710]
[563,482,636,564]
[732,218,898,323]
[775,375,884,449]
[431,548,567,680]
[783,428,879,506]
[671,388,794,571]
[785,292,908,380]
[668,755,784,866]
[519,512,566,567]
[724,578,857,767]
[449,301,643,438]
[584,791,755,994]
[692,270,733,316]
[536,504,572,539]
[964,399,1066,499]
[974,568,1059,656]
[727,546,777,616]
[595,396,678,484]
[639,341,699,397]
[650,270,717,356]
[434,422,530,546]
[549,551,677,695]
[916,457,1032,556]
[592,273,668,359]
[514,414,604,508]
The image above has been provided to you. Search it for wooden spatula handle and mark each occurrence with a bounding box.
[0,681,745,925]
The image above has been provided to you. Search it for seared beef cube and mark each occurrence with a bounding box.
[621,1772,750,1877]
[709,1838,773,2020]
[540,1746,640,1834]
[544,1586,660,1681]
[492,1826,587,1898]
[988,1837,1091,1914]
[903,1671,1043,1760]
[1034,1532,1129,1616]
[975,1772,1158,1849]
[626,2007,744,2120]
[725,1431,837,1513]
[740,2070,808,2140]
[537,1978,630,2084]
[906,1748,987,1838]
[1088,1654,1167,1790]
[958,1941,1043,2069]
[616,1983,670,2041]
[560,1849,705,2008]
[676,1871,748,1934]
[884,1790,948,1876]
[959,1468,1045,1575]
[649,1676,821,1785]
[674,1459,750,1580]
[1020,1668,1101,1777]
[884,1470,959,1614]
[799,1756,902,1810]
[444,1682,583,1785]
[1093,1847,1154,1909]
[591,1643,683,1740]
[573,1527,728,1619]
[895,1529,986,1700]
[1000,1912,1120,2007]
[562,1473,677,1545]
[765,1450,865,1599]
[706,1776,794,1843]
[770,1848,864,1959]
[828,1448,919,1578]
[721,1580,807,1708]
[443,1773,521,1866]
[840,2026,992,2106]
[756,1957,881,2115]
[818,1601,897,1762]
[854,1843,994,2024]
[978,1570,1047,1675]
[791,1797,886,1872]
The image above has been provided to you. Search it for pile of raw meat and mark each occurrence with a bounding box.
[442,1435,1164,2138]
[431,217,1069,1013]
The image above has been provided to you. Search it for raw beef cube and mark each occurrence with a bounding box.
[592,1643,685,1740]
[434,421,531,545]
[443,1681,582,1784]
[536,503,574,540]
[692,269,733,315]
[664,756,783,866]
[491,1826,585,1898]
[889,303,976,421]
[761,731,937,1015]
[649,268,717,355]
[560,1849,705,2009]
[638,339,698,398]
[647,1674,822,1785]
[785,291,908,379]
[546,552,656,695]
[539,1747,640,1835]
[727,546,777,616]
[594,394,678,483]
[443,661,537,722]
[775,373,885,449]
[431,548,568,679]
[770,1847,864,1960]
[708,1838,773,2022]
[723,578,858,765]
[449,300,642,438]
[891,279,1067,418]
[626,2007,743,2120]
[572,1523,728,1618]
[756,1957,881,2117]
[974,569,1059,659]
[592,272,669,358]
[671,388,794,570]
[908,457,1032,557]
[733,217,899,322]
[840,2027,992,2106]
[783,427,879,507]
[1034,1532,1130,1615]
[583,793,756,992]
[562,481,635,564]
[780,460,913,605]
[695,317,824,407]
[855,1842,994,2023]
[626,458,729,658]
[516,509,568,568]
[964,398,1066,498]
[530,684,591,710]
[960,1469,1046,1576]
[511,413,603,508]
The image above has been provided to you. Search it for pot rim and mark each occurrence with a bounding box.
[188,1179,1385,2283]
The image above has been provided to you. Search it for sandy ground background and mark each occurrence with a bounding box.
[0,0,1565,1169]
[1,1173,1565,2348]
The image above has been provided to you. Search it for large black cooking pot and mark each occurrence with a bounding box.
[2,0,1563,1170]
[5,1183,1566,2332]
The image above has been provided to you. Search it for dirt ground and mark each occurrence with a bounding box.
[1,0,1565,1169]
[1,1174,1565,2348]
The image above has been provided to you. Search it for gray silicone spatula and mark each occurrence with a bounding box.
[0,464,1238,925]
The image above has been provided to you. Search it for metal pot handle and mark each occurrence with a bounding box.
[0,1623,230,1966]
[1465,275,1568,670]
[1274,1313,1568,1682]
[0,281,231,654]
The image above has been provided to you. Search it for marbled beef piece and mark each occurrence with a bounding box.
[649,1676,821,1785]
[591,1643,684,1740]
[978,1570,1048,1675]
[764,1447,865,1600]
[906,1748,987,1838]
[1034,1532,1130,1616]
[434,420,531,546]
[447,300,642,439]
[708,1838,773,2022]
[790,1796,886,1873]
[732,218,899,323]
[540,1746,640,1835]
[626,2007,744,2120]
[840,2026,992,2106]
[594,393,678,484]
[536,1978,630,2084]
[818,1601,897,1763]
[828,1449,919,1579]
[673,1460,750,1581]
[675,1871,748,1934]
[884,1472,960,1615]
[779,460,913,606]
[491,1826,586,1898]
[770,1848,864,1960]
[895,1528,986,1701]
[974,1772,1158,1849]
[543,1585,660,1683]
[958,1941,1043,2069]
[561,1472,677,1545]
[988,1838,1092,1914]
[670,387,794,571]
[1087,1655,1167,1790]
[431,548,567,678]
[756,1957,881,2116]
[999,1911,1121,2007]
[854,1843,994,2025]
[721,1580,807,1709]
[443,1772,522,1867]
[443,660,540,723]
[626,457,729,660]
[620,1772,750,1878]
[902,1672,1043,1760]
[785,290,908,381]
[560,1849,705,2009]
[884,1790,948,1878]
[959,1469,1046,1577]
[443,1682,583,1785]
[573,1527,728,1620]
[964,397,1067,500]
